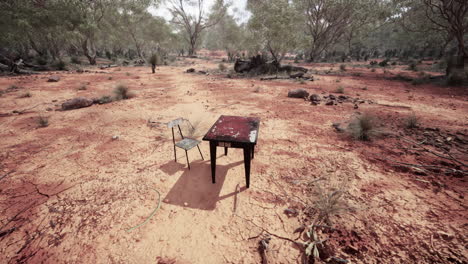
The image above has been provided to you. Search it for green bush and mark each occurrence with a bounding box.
[71,56,81,64]
[35,56,48,65]
[54,60,67,70]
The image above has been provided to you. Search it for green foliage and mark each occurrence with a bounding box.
[347,113,379,141]
[54,60,67,70]
[35,56,48,65]
[71,56,81,64]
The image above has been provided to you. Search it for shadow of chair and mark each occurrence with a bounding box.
[163,159,246,210]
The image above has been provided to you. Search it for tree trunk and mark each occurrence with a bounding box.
[82,39,97,65]
[151,64,156,74]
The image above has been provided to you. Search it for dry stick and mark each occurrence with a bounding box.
[239,215,301,246]
[400,137,467,167]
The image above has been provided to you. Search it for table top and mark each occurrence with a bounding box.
[203,115,260,144]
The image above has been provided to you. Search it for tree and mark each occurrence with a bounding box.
[247,0,298,63]
[204,13,245,61]
[167,0,228,56]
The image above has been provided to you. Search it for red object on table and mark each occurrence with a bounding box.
[203,115,260,188]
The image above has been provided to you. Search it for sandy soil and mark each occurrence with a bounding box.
[0,58,467,264]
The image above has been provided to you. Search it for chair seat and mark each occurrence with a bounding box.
[175,138,200,150]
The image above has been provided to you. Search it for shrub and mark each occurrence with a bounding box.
[108,76,113,80]
[126,72,131,76]
[37,116,49,127]
[379,59,389,67]
[71,56,81,64]
[149,54,159,65]
[408,61,418,71]
[334,86,345,94]
[346,113,379,141]
[405,113,419,129]
[54,60,67,70]
[446,72,465,86]
[339,64,346,71]
[35,56,48,65]
[19,92,32,98]
[371,68,376,72]
[362,86,368,90]
[98,95,113,104]
[218,63,227,71]
[113,84,135,100]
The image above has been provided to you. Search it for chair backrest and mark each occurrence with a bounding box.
[168,118,186,146]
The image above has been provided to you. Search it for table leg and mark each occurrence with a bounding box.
[210,141,217,184]
[251,145,255,159]
[224,147,228,156]
[243,145,251,188]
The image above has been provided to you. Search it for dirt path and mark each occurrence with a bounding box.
[0,60,466,263]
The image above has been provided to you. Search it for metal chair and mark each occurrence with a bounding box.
[167,118,204,169]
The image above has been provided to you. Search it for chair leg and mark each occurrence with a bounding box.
[174,146,177,161]
[197,145,204,160]
[185,150,190,170]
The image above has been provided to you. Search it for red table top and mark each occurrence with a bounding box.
[203,115,260,143]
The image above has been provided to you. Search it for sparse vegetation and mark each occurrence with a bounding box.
[371,68,376,72]
[71,56,81,64]
[97,95,113,104]
[54,60,67,70]
[408,61,418,71]
[362,86,368,90]
[339,64,346,71]
[218,63,227,71]
[19,92,32,98]
[113,84,135,100]
[78,84,87,90]
[334,86,345,94]
[347,113,379,141]
[37,116,49,127]
[405,113,420,129]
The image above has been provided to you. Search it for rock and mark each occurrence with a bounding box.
[48,75,60,82]
[183,202,188,206]
[112,135,119,140]
[310,94,321,102]
[186,68,195,73]
[354,104,359,109]
[198,70,207,74]
[329,94,336,100]
[289,72,305,78]
[46,107,53,111]
[288,88,309,99]
[61,97,94,110]
[284,208,298,217]
[338,95,349,101]
[325,100,335,105]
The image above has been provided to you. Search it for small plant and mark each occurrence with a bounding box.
[113,84,135,100]
[347,113,379,141]
[71,56,81,64]
[253,86,261,93]
[379,59,389,67]
[352,72,362,77]
[7,85,19,90]
[108,76,113,80]
[405,113,419,129]
[218,63,227,72]
[335,79,341,83]
[78,84,87,90]
[125,72,131,76]
[361,86,368,90]
[334,86,345,94]
[299,79,306,84]
[19,92,32,98]
[371,68,376,72]
[339,64,346,72]
[37,116,49,128]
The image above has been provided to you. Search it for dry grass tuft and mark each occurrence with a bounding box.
[346,113,379,141]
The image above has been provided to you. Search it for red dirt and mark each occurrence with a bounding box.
[0,58,466,263]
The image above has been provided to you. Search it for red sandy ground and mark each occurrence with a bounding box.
[0,57,466,264]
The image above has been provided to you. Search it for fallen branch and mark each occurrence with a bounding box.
[400,137,467,167]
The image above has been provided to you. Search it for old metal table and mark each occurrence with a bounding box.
[202,115,260,188]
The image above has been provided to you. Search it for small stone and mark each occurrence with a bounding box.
[184,202,188,206]
[288,88,309,99]
[48,75,61,82]
[325,100,334,105]
[112,135,119,140]
[186,68,195,73]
